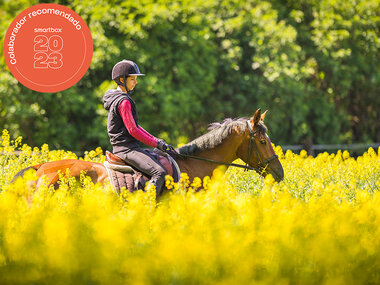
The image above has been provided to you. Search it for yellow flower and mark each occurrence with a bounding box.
[1,128,380,284]
[343,150,350,160]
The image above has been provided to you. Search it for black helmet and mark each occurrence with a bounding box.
[112,60,145,90]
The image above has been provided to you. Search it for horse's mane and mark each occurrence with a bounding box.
[178,118,267,156]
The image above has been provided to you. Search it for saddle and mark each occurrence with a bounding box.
[104,149,180,195]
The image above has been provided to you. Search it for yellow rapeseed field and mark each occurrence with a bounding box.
[1,129,380,284]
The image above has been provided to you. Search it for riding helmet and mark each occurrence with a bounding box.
[112,60,145,84]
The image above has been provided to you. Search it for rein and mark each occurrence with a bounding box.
[177,120,278,173]
[178,153,258,171]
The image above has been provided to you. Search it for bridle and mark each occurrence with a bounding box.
[177,121,278,173]
[245,120,278,173]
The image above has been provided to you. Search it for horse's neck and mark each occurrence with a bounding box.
[176,133,243,180]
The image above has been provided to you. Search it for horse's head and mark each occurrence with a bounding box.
[236,108,284,182]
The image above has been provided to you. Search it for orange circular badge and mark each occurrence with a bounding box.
[4,3,93,93]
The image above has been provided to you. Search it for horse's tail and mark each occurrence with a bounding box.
[10,164,43,184]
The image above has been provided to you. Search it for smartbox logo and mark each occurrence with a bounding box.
[4,3,93,93]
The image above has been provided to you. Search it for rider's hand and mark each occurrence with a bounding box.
[157,140,171,152]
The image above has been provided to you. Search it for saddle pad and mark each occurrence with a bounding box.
[105,167,139,195]
[104,161,133,173]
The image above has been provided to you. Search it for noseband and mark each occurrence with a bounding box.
[246,120,278,173]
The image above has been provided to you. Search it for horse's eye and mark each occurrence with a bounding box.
[260,140,266,145]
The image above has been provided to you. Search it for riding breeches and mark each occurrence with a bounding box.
[114,147,167,197]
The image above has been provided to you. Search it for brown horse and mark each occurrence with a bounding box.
[11,109,283,191]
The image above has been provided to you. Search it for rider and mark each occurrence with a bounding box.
[103,59,175,197]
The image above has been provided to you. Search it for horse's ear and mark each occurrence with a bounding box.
[251,108,262,125]
[261,110,268,122]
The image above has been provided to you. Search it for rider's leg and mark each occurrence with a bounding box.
[117,148,167,197]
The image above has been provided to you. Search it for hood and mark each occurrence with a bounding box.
[103,89,128,111]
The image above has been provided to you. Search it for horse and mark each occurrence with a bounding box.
[11,109,284,193]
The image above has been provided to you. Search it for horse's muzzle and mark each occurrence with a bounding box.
[268,158,284,182]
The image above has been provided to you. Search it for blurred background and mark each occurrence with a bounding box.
[1,0,379,155]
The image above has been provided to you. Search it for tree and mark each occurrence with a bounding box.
[1,0,379,150]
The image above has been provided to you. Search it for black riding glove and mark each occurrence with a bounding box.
[157,140,174,152]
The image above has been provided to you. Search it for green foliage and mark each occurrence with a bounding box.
[0,0,379,149]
